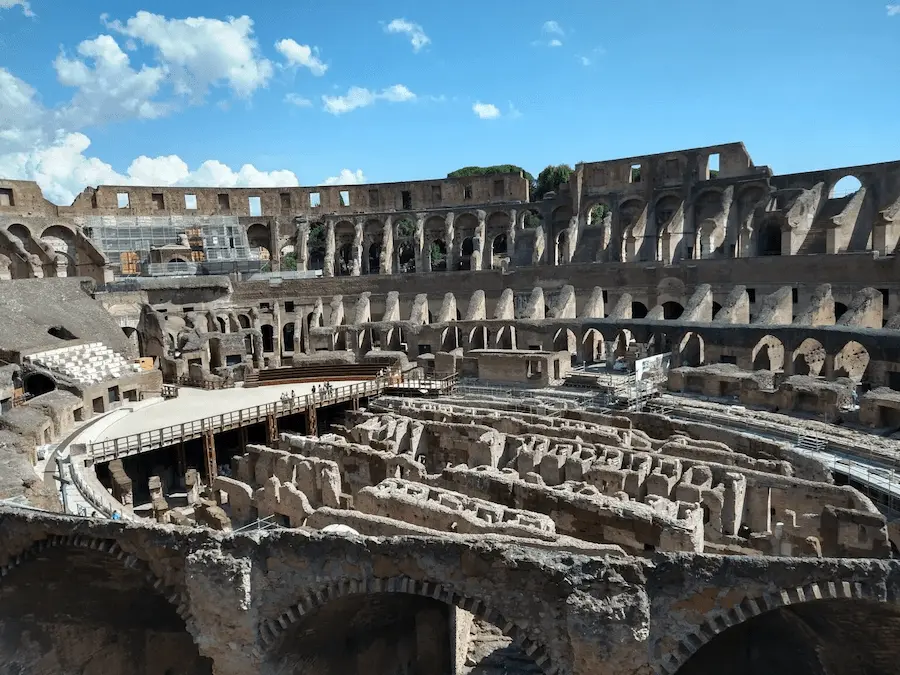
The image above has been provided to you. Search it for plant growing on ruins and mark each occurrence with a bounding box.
[589,203,610,225]
[523,212,543,229]
[429,242,446,268]
[395,217,416,240]
[447,165,534,182]
[533,164,573,200]
[282,253,297,271]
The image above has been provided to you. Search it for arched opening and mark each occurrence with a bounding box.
[582,329,604,364]
[265,591,543,675]
[397,242,415,273]
[246,223,271,256]
[793,338,825,376]
[168,257,188,270]
[458,237,474,271]
[54,252,77,277]
[758,222,782,256]
[555,230,567,266]
[440,327,461,352]
[675,598,900,675]
[122,326,141,355]
[712,301,722,319]
[834,302,848,321]
[663,301,684,320]
[0,543,211,673]
[261,324,275,353]
[283,322,295,353]
[469,327,488,350]
[679,332,704,367]
[491,233,508,269]
[24,372,56,397]
[496,325,515,350]
[632,302,649,319]
[367,242,381,275]
[614,329,634,360]
[830,175,863,199]
[834,341,870,382]
[216,317,227,333]
[752,335,785,372]
[238,314,251,329]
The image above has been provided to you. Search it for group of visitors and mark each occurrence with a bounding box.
[311,382,334,399]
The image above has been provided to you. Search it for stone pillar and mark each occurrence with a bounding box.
[823,353,835,380]
[507,207,517,259]
[444,211,455,271]
[414,213,426,273]
[381,215,393,275]
[271,218,282,272]
[184,550,263,675]
[322,219,336,277]
[296,221,309,271]
[472,210,486,271]
[352,217,364,276]
[272,300,282,362]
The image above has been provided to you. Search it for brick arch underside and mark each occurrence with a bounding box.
[0,534,209,674]
[659,580,892,675]
[263,575,556,674]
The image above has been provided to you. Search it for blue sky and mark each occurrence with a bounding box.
[1,0,899,203]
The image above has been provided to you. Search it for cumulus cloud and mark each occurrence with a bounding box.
[275,38,327,76]
[103,11,274,99]
[472,102,501,120]
[320,169,366,186]
[383,18,430,52]
[322,84,416,115]
[889,4,900,15]
[284,93,313,107]
[53,35,170,128]
[0,131,301,205]
[0,0,33,16]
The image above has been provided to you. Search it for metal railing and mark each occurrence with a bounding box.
[86,378,388,463]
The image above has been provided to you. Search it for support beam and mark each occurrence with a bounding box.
[266,413,278,445]
[203,429,216,482]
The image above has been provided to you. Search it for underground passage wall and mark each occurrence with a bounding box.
[0,543,211,675]
[676,598,900,675]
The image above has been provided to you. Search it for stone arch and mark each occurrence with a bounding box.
[0,534,207,672]
[23,371,56,397]
[261,575,554,673]
[491,232,508,269]
[486,210,510,230]
[216,316,227,333]
[367,242,381,275]
[440,326,461,352]
[469,326,490,350]
[336,242,353,276]
[582,329,605,364]
[238,314,251,329]
[397,240,415,273]
[283,322,295,353]
[660,581,882,675]
[679,332,704,367]
[553,328,576,354]
[429,238,448,271]
[246,222,271,260]
[614,329,634,359]
[793,337,825,376]
[495,325,515,350]
[834,340,869,382]
[829,175,863,199]
[554,230,568,266]
[663,301,684,320]
[752,334,785,371]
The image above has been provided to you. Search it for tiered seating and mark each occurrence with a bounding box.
[25,342,142,386]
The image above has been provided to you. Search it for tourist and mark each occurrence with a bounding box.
[111,510,121,520]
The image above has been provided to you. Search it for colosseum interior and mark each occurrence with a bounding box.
[2,142,900,674]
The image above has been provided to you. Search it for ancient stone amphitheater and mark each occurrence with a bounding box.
[2,143,900,674]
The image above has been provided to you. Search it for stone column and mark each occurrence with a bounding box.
[472,210,486,271]
[444,211,455,271]
[414,212,426,273]
[184,550,263,675]
[323,219,336,277]
[272,300,282,363]
[507,207,518,257]
[296,221,309,272]
[381,216,393,275]
[271,218,282,272]
[352,217,365,276]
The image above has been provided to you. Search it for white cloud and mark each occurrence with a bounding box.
[542,20,565,36]
[284,93,313,107]
[548,39,563,48]
[578,56,592,66]
[507,102,522,119]
[384,18,430,52]
[322,84,416,115]
[0,68,48,154]
[103,11,273,99]
[275,38,327,76]
[53,35,170,128]
[0,0,33,16]
[320,169,366,186]
[888,4,900,15]
[473,102,501,120]
[0,131,301,205]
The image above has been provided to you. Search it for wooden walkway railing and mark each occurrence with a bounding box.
[85,379,385,463]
